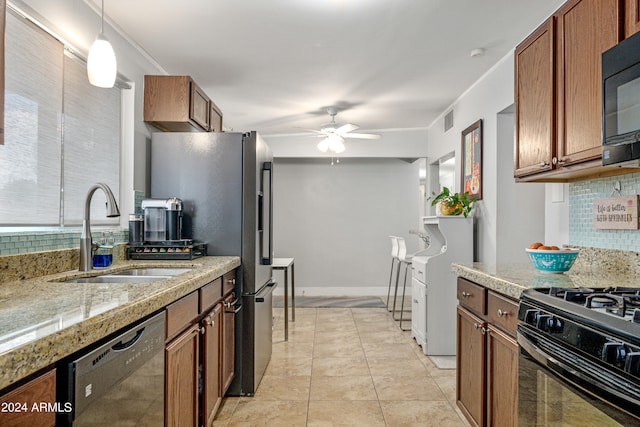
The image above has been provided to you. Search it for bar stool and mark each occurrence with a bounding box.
[392,237,412,331]
[385,236,400,312]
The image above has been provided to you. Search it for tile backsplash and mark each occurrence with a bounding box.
[570,171,640,251]
[0,230,127,256]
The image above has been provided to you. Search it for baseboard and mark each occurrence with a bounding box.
[271,286,404,297]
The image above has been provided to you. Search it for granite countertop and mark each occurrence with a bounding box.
[452,262,640,300]
[0,256,240,390]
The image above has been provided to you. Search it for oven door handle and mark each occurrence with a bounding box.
[518,327,640,414]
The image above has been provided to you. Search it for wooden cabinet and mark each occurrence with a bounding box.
[456,278,518,427]
[209,101,223,132]
[222,291,237,393]
[165,270,235,426]
[625,0,640,37]
[165,291,200,427]
[514,0,626,182]
[456,306,486,427]
[144,75,223,132]
[514,18,555,178]
[0,369,56,427]
[201,303,223,427]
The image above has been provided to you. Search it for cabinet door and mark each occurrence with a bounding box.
[222,293,236,393]
[202,303,223,427]
[556,0,622,166]
[626,0,640,38]
[456,306,486,427]
[189,80,210,130]
[514,18,555,178]
[486,325,518,427]
[165,323,200,427]
[0,369,56,427]
[209,101,223,132]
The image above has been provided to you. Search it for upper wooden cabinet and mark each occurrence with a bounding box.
[514,0,626,182]
[514,18,555,177]
[626,0,640,36]
[210,101,223,132]
[144,75,223,132]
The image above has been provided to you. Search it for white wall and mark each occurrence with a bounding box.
[426,54,546,264]
[273,158,421,296]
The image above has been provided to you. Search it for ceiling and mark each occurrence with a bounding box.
[95,0,565,136]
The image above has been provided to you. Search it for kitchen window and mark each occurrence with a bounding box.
[0,6,124,228]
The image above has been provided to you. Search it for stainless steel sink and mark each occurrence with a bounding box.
[63,276,170,284]
[58,267,192,284]
[111,268,192,276]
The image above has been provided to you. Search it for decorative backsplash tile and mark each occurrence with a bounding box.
[569,171,640,251]
[0,230,127,256]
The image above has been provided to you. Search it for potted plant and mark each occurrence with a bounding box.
[431,187,475,217]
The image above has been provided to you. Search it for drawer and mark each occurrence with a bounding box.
[412,256,428,283]
[166,291,199,340]
[200,277,223,313]
[487,291,518,337]
[223,269,236,296]
[457,277,486,315]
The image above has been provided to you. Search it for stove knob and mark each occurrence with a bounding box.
[624,352,640,377]
[524,309,540,325]
[536,314,551,331]
[547,317,563,333]
[602,342,626,365]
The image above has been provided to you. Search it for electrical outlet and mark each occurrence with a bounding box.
[301,290,305,296]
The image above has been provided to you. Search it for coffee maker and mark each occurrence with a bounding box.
[141,197,183,242]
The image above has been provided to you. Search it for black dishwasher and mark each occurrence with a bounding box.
[57,311,165,426]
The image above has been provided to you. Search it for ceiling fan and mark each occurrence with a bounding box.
[304,108,381,154]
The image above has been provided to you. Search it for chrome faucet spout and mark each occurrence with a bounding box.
[79,183,120,271]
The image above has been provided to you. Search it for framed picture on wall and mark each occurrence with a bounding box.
[461,119,482,200]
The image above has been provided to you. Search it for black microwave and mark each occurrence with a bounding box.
[602,30,640,167]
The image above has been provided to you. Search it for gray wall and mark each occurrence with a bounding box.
[273,158,420,296]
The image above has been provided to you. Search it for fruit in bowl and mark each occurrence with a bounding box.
[526,243,579,273]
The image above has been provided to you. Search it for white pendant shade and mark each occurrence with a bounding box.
[87,33,117,88]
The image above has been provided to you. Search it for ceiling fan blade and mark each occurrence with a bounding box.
[343,133,381,140]
[337,123,359,134]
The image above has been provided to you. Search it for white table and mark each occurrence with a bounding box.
[272,257,295,341]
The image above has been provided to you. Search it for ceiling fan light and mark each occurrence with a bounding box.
[328,135,345,153]
[317,138,330,152]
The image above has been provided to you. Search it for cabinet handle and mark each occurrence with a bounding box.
[227,278,236,286]
[557,157,567,164]
[199,326,206,335]
[481,326,489,335]
[473,323,480,330]
[539,161,549,168]
[413,299,419,303]
[497,309,508,317]
[461,292,471,298]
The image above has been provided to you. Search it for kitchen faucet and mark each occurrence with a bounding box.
[79,183,120,271]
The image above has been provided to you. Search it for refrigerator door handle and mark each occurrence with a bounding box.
[260,162,273,265]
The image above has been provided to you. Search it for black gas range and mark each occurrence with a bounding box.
[518,286,640,424]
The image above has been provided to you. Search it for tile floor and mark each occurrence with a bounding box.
[213,302,470,426]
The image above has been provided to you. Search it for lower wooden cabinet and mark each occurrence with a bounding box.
[0,368,56,427]
[202,303,223,427]
[165,270,236,427]
[456,278,519,427]
[222,292,237,393]
[456,307,486,426]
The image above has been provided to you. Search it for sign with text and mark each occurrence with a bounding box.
[593,196,640,230]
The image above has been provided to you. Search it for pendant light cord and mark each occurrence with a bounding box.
[100,0,105,34]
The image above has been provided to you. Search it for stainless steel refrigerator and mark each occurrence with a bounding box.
[150,131,274,396]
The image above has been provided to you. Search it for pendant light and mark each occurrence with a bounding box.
[87,0,117,88]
